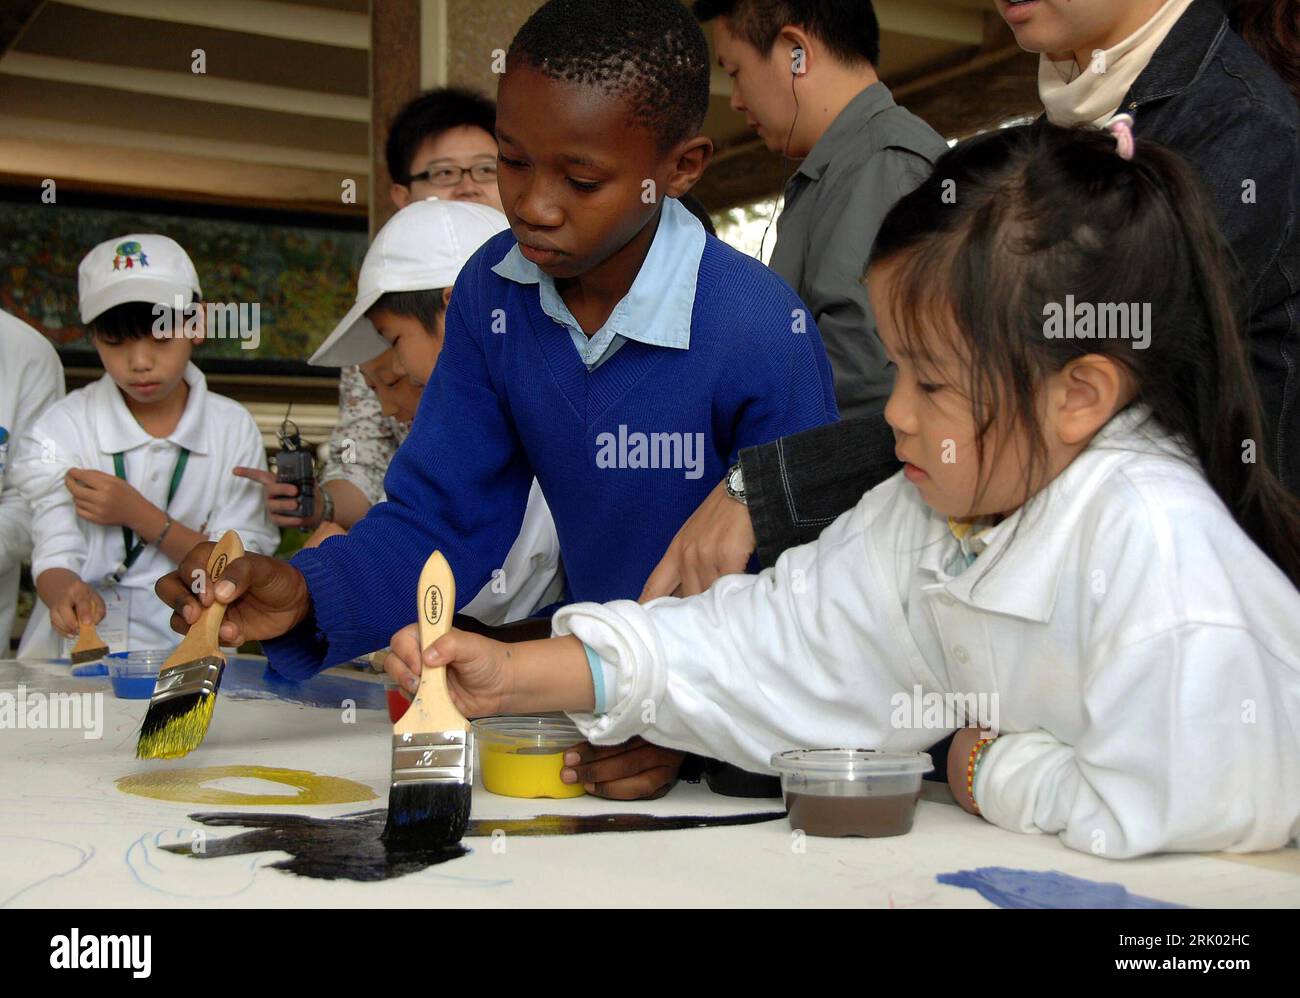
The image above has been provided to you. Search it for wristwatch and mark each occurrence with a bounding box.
[320,487,336,525]
[725,461,747,505]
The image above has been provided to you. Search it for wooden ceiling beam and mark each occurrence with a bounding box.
[0,135,368,211]
[58,0,369,49]
[0,51,370,121]
[875,0,985,45]
[0,0,43,56]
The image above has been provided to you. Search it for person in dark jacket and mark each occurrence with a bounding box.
[643,0,1300,590]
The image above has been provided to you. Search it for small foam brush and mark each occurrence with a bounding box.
[383,550,473,847]
[69,622,109,665]
[136,530,245,760]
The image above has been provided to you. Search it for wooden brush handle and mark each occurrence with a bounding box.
[170,531,246,662]
[394,550,466,735]
[72,621,106,653]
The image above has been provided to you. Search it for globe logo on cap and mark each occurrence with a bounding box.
[112,240,150,272]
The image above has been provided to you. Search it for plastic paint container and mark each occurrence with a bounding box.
[108,649,171,699]
[473,715,587,799]
[770,749,933,838]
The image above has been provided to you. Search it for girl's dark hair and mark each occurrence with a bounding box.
[89,294,201,345]
[367,289,447,332]
[870,122,1300,586]
[1230,0,1300,103]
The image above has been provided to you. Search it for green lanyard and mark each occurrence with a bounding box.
[112,448,189,573]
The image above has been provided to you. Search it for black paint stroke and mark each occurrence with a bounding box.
[161,808,786,882]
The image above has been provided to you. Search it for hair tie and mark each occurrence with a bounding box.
[1106,113,1136,161]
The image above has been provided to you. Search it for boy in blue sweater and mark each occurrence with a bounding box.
[157,0,837,798]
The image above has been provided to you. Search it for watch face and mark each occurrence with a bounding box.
[728,465,744,494]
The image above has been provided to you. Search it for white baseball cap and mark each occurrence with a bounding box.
[309,198,509,368]
[78,233,201,324]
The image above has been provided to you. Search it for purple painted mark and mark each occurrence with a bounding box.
[937,866,1187,909]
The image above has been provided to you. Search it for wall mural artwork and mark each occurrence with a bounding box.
[0,195,367,366]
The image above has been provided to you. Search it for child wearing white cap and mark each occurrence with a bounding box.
[237,199,564,624]
[9,234,279,657]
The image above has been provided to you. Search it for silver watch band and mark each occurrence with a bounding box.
[725,462,747,505]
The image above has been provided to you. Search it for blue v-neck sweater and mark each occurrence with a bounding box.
[265,229,838,678]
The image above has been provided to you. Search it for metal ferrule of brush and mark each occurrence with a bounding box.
[390,730,475,785]
[150,656,223,704]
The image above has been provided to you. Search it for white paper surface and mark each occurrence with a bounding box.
[1,657,1296,908]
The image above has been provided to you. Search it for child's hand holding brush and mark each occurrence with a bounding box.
[383,622,593,721]
[383,622,683,800]
[155,542,311,645]
[36,568,105,638]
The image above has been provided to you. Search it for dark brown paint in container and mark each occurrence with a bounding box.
[785,789,922,838]
[770,750,933,839]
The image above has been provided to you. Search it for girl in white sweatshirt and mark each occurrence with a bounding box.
[384,121,1300,859]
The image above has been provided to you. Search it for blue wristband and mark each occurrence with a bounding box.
[582,642,607,714]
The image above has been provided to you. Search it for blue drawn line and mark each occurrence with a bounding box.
[125,832,261,899]
[0,835,95,907]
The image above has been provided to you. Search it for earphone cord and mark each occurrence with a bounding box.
[757,65,801,262]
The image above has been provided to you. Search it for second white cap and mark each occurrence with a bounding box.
[310,198,509,368]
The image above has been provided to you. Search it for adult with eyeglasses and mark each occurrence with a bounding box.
[406,160,500,191]
[236,88,506,535]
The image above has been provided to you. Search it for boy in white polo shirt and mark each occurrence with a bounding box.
[11,234,278,657]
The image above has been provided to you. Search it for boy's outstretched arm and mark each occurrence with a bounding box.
[261,277,533,677]
[157,280,532,678]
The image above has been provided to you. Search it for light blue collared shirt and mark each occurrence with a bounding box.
[490,196,706,371]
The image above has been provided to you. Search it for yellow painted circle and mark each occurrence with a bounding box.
[115,765,377,806]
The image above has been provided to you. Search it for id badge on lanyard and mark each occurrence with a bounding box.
[110,447,189,584]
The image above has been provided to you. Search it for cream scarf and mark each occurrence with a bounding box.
[1038,0,1195,128]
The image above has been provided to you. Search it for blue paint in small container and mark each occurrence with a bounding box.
[108,649,172,699]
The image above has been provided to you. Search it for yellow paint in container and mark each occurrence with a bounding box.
[474,715,586,799]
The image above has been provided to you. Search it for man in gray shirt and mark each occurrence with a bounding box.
[641,0,945,599]
[705,0,948,418]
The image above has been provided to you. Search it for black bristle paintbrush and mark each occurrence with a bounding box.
[136,530,245,760]
[383,550,472,846]
[69,622,110,665]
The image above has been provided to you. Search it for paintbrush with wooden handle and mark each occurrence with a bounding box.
[136,530,244,760]
[69,622,110,666]
[383,549,472,846]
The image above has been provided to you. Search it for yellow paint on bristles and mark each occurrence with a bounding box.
[136,695,217,760]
